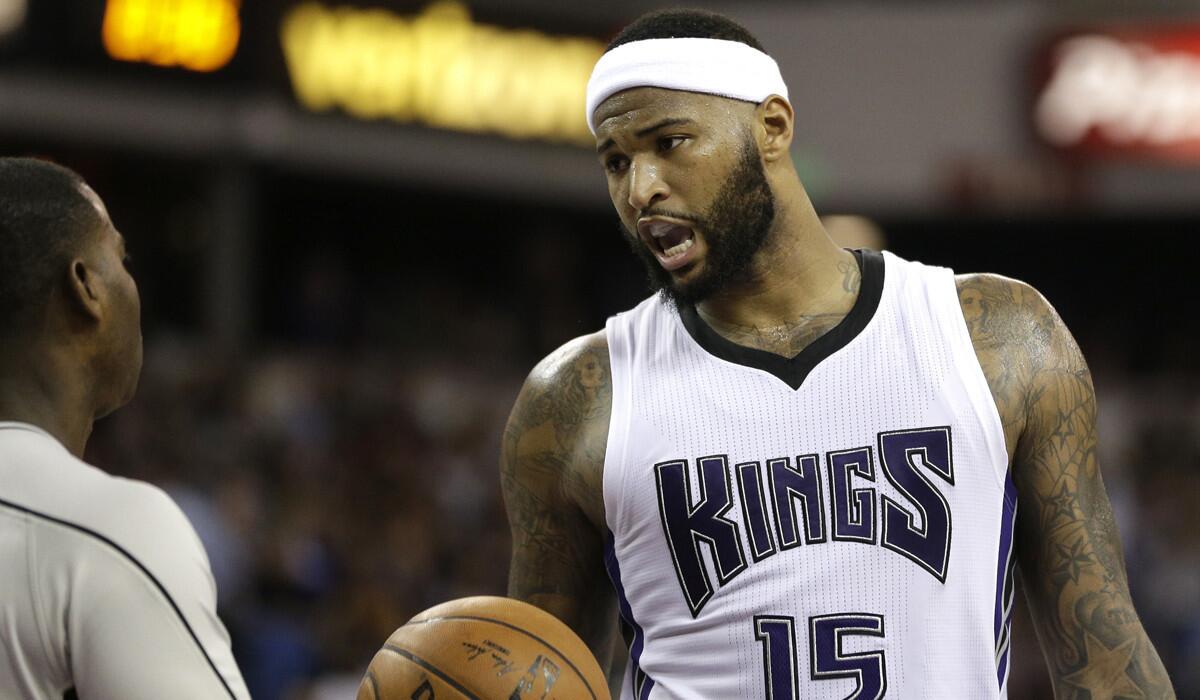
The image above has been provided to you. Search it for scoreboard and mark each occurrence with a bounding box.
[4,0,606,145]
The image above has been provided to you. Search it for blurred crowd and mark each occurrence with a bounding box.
[85,332,523,699]
[83,271,1198,700]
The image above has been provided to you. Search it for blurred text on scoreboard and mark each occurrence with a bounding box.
[281,1,603,145]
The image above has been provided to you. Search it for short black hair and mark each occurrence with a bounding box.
[608,8,767,53]
[0,157,103,335]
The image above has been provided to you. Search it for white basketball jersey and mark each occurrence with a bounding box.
[603,250,1016,700]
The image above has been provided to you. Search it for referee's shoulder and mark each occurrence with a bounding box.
[17,440,213,599]
[90,472,205,557]
[77,471,211,591]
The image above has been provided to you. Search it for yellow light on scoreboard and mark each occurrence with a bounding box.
[280,1,605,145]
[103,0,240,72]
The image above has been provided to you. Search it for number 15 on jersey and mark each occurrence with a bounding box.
[754,613,887,700]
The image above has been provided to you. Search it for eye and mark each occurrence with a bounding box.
[122,253,134,271]
[658,135,687,152]
[605,154,630,174]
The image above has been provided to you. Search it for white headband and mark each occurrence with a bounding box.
[585,37,789,134]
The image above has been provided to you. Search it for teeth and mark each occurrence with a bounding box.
[662,236,694,258]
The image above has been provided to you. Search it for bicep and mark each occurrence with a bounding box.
[501,433,606,614]
[1011,333,1123,640]
[501,398,617,668]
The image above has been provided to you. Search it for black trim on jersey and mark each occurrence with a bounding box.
[0,497,239,700]
[677,248,885,391]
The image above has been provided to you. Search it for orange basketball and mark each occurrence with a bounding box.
[357,596,609,700]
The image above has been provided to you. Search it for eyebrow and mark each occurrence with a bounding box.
[636,117,694,138]
[596,117,697,154]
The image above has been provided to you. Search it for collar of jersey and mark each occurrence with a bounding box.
[0,421,66,447]
[676,248,886,391]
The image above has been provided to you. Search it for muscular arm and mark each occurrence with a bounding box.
[501,331,618,671]
[959,274,1174,699]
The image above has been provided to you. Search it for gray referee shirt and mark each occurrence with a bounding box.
[0,422,250,699]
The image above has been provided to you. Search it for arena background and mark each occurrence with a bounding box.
[2,1,1197,698]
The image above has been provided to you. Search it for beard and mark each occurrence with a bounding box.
[622,139,776,311]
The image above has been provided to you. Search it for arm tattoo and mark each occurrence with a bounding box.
[958,274,1175,699]
[501,332,616,667]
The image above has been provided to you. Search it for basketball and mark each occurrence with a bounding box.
[356,596,608,700]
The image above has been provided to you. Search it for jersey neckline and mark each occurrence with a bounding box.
[0,421,57,440]
[0,421,72,456]
[676,248,886,391]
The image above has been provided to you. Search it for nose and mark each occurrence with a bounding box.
[627,159,669,212]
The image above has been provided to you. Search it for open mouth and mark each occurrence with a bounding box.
[638,218,699,271]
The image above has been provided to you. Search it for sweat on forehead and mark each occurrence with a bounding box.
[585,37,789,134]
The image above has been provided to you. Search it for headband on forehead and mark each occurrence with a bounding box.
[585,37,789,134]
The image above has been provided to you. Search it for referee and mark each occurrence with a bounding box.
[0,158,249,699]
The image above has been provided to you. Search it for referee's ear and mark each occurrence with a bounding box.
[65,258,104,325]
[756,95,794,163]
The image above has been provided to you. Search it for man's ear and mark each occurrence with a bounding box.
[757,95,794,162]
[66,258,103,323]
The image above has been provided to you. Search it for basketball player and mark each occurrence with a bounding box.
[0,158,249,699]
[502,10,1175,699]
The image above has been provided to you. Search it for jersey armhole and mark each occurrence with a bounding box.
[942,270,1012,492]
[603,316,634,535]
